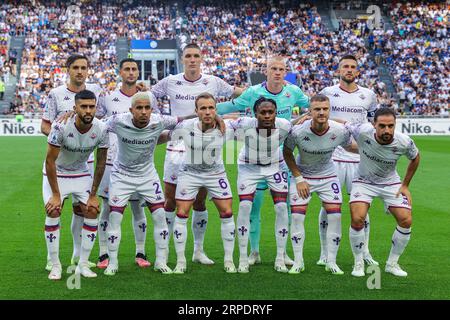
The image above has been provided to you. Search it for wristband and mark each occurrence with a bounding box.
[295,175,305,184]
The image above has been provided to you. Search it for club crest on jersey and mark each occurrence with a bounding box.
[239,184,246,191]
[353,192,361,198]
[202,79,209,86]
[170,174,177,181]
[330,134,337,141]
[149,124,157,129]
[285,92,291,98]
[359,94,366,100]
[180,189,187,196]
[111,196,119,203]
[90,133,97,139]
[222,192,229,196]
[112,97,120,102]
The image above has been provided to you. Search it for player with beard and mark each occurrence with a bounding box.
[44,90,109,280]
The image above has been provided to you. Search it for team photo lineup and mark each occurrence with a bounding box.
[1,0,448,301]
[41,46,419,280]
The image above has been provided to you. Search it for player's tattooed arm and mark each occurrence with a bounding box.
[283,145,310,199]
[88,147,108,214]
[56,111,76,124]
[396,153,420,206]
[344,139,359,154]
[45,144,61,214]
[157,130,171,144]
[41,119,52,136]
[291,111,311,126]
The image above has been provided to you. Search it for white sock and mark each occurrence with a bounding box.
[318,207,328,260]
[107,211,123,266]
[192,210,208,253]
[290,212,306,264]
[80,218,98,265]
[98,199,110,257]
[151,208,169,264]
[220,216,235,262]
[325,210,342,264]
[387,226,411,264]
[71,212,84,260]
[237,201,252,263]
[165,209,176,251]
[45,217,61,266]
[274,202,289,261]
[173,216,188,264]
[363,213,371,256]
[349,226,365,263]
[130,200,147,255]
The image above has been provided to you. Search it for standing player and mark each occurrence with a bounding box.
[217,56,310,266]
[317,54,378,267]
[233,97,292,273]
[103,92,196,275]
[169,93,236,274]
[44,90,108,280]
[346,108,420,277]
[95,58,159,269]
[41,54,103,271]
[151,43,243,265]
[283,95,357,275]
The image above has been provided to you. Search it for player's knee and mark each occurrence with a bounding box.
[72,204,84,217]
[86,207,98,219]
[351,216,366,230]
[47,210,61,218]
[399,215,412,228]
[176,211,189,219]
[192,201,206,212]
[219,211,233,218]
[164,199,176,212]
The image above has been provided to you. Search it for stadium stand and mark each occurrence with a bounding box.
[0,0,448,117]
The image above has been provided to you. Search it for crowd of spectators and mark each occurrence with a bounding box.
[181,1,393,109]
[376,1,449,115]
[2,0,175,116]
[0,0,448,117]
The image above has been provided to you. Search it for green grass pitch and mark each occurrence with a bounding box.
[0,136,449,300]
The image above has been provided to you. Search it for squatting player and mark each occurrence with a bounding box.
[217,55,309,266]
[317,54,378,267]
[103,92,197,275]
[95,58,159,269]
[283,95,357,275]
[232,97,292,274]
[151,43,243,265]
[169,93,236,274]
[346,108,420,277]
[44,90,108,280]
[41,54,103,271]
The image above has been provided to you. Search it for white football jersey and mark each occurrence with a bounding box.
[96,89,159,164]
[43,83,103,122]
[46,118,109,176]
[152,73,234,152]
[347,122,419,185]
[228,117,292,167]
[285,120,352,178]
[106,113,178,177]
[173,118,227,174]
[320,84,377,162]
